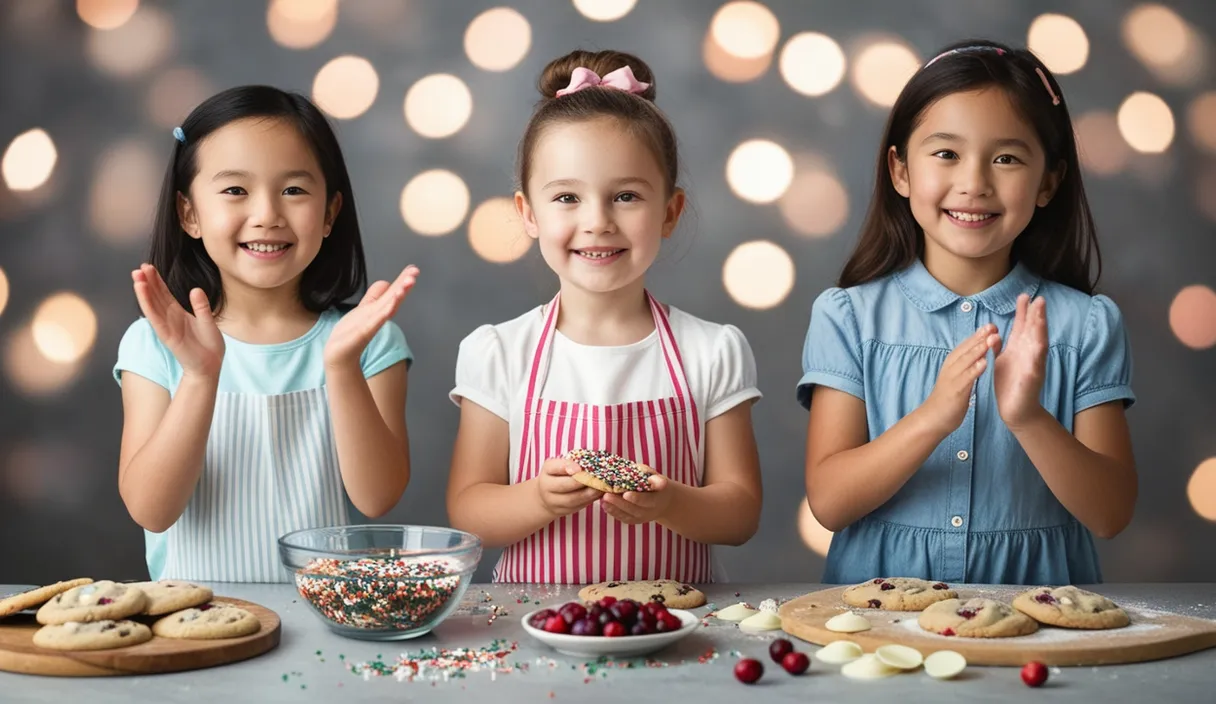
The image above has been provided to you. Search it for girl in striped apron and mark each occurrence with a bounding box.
[114,86,416,582]
[448,50,764,584]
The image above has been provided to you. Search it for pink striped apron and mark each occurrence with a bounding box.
[493,291,712,584]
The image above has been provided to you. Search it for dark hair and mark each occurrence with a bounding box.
[840,39,1100,294]
[517,49,678,196]
[148,85,366,314]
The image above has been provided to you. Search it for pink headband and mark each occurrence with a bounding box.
[555,66,650,98]
[923,46,1060,106]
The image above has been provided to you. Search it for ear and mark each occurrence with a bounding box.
[324,191,343,237]
[177,192,202,239]
[515,191,539,240]
[1036,159,1066,208]
[888,145,911,198]
[661,187,686,239]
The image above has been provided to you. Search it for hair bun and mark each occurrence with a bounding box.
[538,49,658,102]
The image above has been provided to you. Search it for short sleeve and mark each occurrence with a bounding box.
[1076,294,1135,411]
[449,325,511,420]
[797,288,864,409]
[360,320,412,378]
[705,324,762,419]
[113,318,175,391]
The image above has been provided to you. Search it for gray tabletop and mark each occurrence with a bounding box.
[2,583,1214,703]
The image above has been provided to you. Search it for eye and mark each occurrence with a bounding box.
[615,192,642,203]
[221,186,247,196]
[554,193,578,204]
[931,150,958,160]
[283,186,308,195]
[994,154,1022,165]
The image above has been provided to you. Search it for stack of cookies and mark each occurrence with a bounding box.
[0,579,261,651]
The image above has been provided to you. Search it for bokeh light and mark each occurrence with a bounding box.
[572,0,637,22]
[312,55,379,119]
[32,293,98,365]
[1117,92,1175,153]
[404,74,473,139]
[703,29,771,83]
[146,66,215,129]
[4,326,85,397]
[1169,285,1216,350]
[1123,4,1191,70]
[85,4,173,77]
[779,32,846,97]
[89,138,159,244]
[76,0,138,30]
[1027,14,1089,75]
[779,167,849,237]
[797,499,834,557]
[400,170,470,237]
[469,198,532,263]
[0,267,8,318]
[465,7,531,72]
[1075,111,1131,177]
[267,0,337,50]
[1197,165,1216,224]
[1186,93,1216,155]
[726,140,793,204]
[851,40,920,107]
[2,129,57,192]
[722,240,795,309]
[710,1,780,60]
[1189,458,1216,521]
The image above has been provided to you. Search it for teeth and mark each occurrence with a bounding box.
[244,242,289,253]
[947,211,994,222]
[577,250,621,259]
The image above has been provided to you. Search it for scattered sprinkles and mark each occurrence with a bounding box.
[566,449,653,492]
[296,557,462,631]
[349,640,521,682]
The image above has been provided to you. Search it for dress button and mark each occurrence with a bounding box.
[957,450,970,461]
[951,515,964,528]
[960,301,973,312]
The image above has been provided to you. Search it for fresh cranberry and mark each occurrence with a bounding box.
[638,611,657,629]
[598,610,616,626]
[631,621,652,636]
[610,600,638,625]
[560,602,588,624]
[932,583,949,590]
[571,618,602,636]
[658,612,682,631]
[529,609,556,629]
[941,627,956,636]
[1034,592,1057,604]
[957,608,978,620]
[768,638,793,663]
[643,601,666,616]
[781,652,810,675]
[603,621,627,638]
[543,615,570,634]
[733,658,763,684]
[868,599,882,608]
[598,596,618,608]
[880,583,895,591]
[1021,661,1048,687]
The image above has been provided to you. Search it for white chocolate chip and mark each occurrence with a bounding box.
[924,650,967,679]
[1060,597,1073,605]
[875,644,924,670]
[714,602,758,622]
[841,654,899,680]
[825,611,871,633]
[739,611,782,631]
[815,640,864,665]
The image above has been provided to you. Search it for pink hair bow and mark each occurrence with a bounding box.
[555,66,650,98]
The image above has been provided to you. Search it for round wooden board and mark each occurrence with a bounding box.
[778,586,1216,667]
[0,597,281,677]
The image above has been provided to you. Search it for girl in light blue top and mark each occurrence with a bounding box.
[799,40,1136,586]
[114,86,418,582]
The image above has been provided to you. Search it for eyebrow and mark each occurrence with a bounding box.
[211,169,317,182]
[540,177,655,190]
[920,132,1033,151]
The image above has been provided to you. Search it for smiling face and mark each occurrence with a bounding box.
[889,88,1061,271]
[516,117,684,298]
[177,117,341,302]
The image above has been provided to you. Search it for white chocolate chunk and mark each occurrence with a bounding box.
[841,653,899,680]
[875,644,923,670]
[825,611,871,633]
[739,611,782,631]
[714,602,758,622]
[924,650,967,679]
[814,640,863,664]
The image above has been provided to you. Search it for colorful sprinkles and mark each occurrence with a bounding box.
[295,557,461,630]
[567,449,654,492]
[349,640,521,681]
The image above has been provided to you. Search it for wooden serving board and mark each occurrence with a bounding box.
[778,586,1216,667]
[0,597,280,677]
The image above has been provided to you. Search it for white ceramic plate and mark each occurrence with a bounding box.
[521,608,700,658]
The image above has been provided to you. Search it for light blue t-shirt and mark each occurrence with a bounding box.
[114,308,412,579]
[798,259,1134,585]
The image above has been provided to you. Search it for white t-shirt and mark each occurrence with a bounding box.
[450,304,762,479]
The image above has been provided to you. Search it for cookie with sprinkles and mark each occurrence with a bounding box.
[566,449,656,494]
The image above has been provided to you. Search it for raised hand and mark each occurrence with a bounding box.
[994,294,1049,430]
[920,324,999,436]
[536,456,603,518]
[323,265,419,369]
[132,264,224,379]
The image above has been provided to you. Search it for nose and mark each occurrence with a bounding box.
[956,159,994,197]
[250,192,286,229]
[580,199,615,235]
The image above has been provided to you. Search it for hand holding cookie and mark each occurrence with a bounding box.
[536,456,603,518]
[994,294,1049,431]
[601,473,672,525]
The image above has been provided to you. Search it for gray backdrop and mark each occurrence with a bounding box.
[1,0,1213,585]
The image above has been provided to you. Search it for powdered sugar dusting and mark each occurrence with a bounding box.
[898,612,1166,643]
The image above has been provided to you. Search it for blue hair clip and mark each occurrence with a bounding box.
[172,127,186,144]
